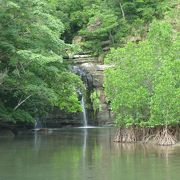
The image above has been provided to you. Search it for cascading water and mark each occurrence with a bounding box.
[73,65,90,127]
[34,117,42,129]
[81,96,88,127]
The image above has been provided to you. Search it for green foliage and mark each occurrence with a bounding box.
[0,102,13,123]
[105,20,179,128]
[90,90,101,114]
[54,0,170,54]
[12,109,35,124]
[0,0,83,125]
[79,10,118,54]
[150,63,180,126]
[0,0,177,127]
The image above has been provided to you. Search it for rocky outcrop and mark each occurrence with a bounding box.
[42,109,82,128]
[39,55,113,128]
[72,55,113,126]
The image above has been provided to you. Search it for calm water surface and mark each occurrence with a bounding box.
[0,127,180,180]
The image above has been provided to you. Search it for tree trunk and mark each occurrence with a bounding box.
[119,1,125,20]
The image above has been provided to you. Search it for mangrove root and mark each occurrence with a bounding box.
[114,127,137,143]
[153,127,177,146]
[114,126,179,146]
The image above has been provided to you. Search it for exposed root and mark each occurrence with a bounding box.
[114,125,179,146]
[114,127,136,143]
[174,125,180,141]
[153,127,177,146]
[122,127,136,143]
[114,128,123,142]
[142,128,154,143]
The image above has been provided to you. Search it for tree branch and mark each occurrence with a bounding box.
[14,94,32,111]
[119,1,125,20]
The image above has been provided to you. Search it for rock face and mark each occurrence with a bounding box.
[40,55,113,128]
[72,55,113,126]
[0,129,15,137]
[42,109,82,128]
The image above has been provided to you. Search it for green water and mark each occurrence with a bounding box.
[0,128,179,180]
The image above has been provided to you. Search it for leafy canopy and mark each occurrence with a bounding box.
[104,20,179,127]
[0,0,83,125]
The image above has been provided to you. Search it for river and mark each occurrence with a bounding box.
[0,127,179,180]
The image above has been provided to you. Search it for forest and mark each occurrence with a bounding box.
[0,0,179,145]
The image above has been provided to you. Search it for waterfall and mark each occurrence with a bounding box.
[81,96,88,127]
[34,117,42,129]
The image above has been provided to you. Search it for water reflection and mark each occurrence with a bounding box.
[113,142,179,158]
[82,128,87,158]
[0,128,179,180]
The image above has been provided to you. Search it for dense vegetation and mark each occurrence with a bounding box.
[0,0,179,145]
[104,2,180,145]
[56,0,170,54]
[0,0,82,127]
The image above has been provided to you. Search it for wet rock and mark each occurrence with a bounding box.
[43,54,113,128]
[0,129,15,137]
[71,55,113,125]
[92,73,104,87]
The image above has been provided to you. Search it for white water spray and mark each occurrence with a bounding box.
[81,96,88,127]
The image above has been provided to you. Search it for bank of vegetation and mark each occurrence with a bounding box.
[104,2,179,145]
[0,0,83,129]
[0,0,179,144]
